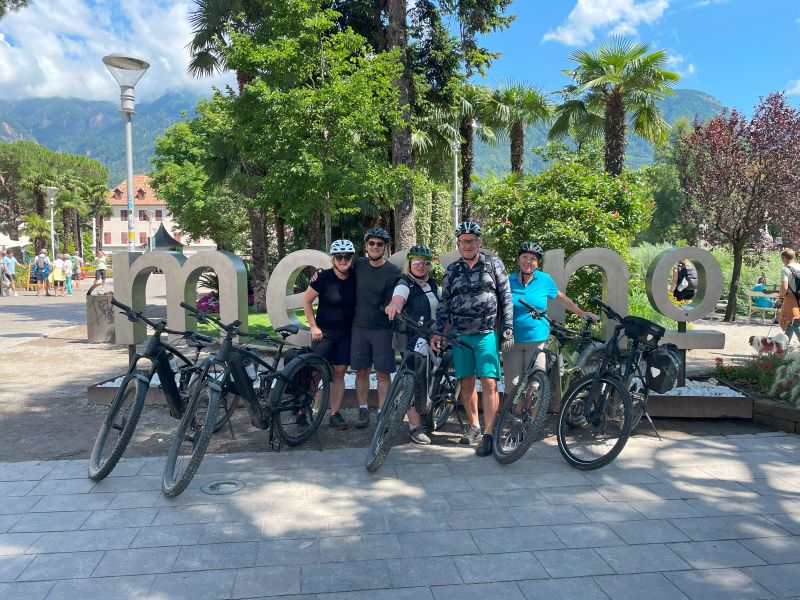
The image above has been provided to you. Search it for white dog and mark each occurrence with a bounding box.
[749,333,790,355]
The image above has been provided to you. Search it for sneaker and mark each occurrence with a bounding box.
[459,425,482,445]
[475,434,493,457]
[409,427,431,445]
[329,412,348,430]
[355,407,370,429]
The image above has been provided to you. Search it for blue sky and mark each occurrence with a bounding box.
[0,0,798,112]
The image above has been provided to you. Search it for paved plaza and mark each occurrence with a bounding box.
[3,433,800,599]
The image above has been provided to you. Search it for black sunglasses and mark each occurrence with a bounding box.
[333,254,353,261]
[367,240,385,247]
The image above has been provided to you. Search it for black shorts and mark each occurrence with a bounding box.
[311,328,352,366]
[350,326,396,373]
[95,269,107,282]
[674,288,696,302]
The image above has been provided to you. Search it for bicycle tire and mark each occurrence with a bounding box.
[557,373,632,471]
[576,342,605,375]
[88,374,147,481]
[365,371,414,473]
[271,354,331,446]
[424,358,460,431]
[162,381,220,497]
[493,370,550,464]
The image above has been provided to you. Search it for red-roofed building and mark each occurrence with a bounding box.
[102,175,215,253]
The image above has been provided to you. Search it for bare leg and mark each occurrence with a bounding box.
[376,372,390,409]
[480,377,499,434]
[355,368,370,408]
[407,407,421,427]
[460,376,479,426]
[329,365,348,415]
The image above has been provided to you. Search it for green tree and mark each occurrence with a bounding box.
[0,0,27,20]
[549,37,679,176]
[489,82,551,173]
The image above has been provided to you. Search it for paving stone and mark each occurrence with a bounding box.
[231,565,301,598]
[669,540,767,569]
[594,484,662,503]
[744,563,800,597]
[0,532,40,555]
[430,581,526,599]
[628,500,704,519]
[30,527,138,553]
[398,530,480,557]
[511,504,589,527]
[81,507,158,529]
[385,511,450,534]
[17,550,104,581]
[0,580,53,600]
[422,475,473,493]
[26,478,94,495]
[584,469,659,486]
[0,496,40,515]
[642,482,700,500]
[44,575,154,600]
[466,474,539,491]
[664,567,770,600]
[131,523,207,548]
[106,490,161,509]
[534,548,614,578]
[94,546,181,577]
[173,541,257,572]
[486,489,549,508]
[387,557,463,588]
[10,510,90,532]
[608,519,691,544]
[318,587,433,600]
[469,526,563,554]
[0,481,37,497]
[0,464,54,482]
[740,534,800,564]
[517,576,609,600]
[442,508,517,530]
[669,515,791,541]
[539,486,610,505]
[0,553,33,582]
[552,523,626,548]
[762,511,800,535]
[150,569,237,600]
[594,543,691,574]
[200,521,264,544]
[319,533,402,563]
[301,559,390,594]
[256,538,320,565]
[151,504,238,526]
[91,475,162,493]
[0,514,21,533]
[443,491,496,510]
[29,492,115,513]
[453,551,548,583]
[594,572,689,600]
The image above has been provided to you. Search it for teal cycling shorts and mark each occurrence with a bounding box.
[452,331,501,380]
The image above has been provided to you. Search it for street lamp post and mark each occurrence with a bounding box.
[451,138,459,248]
[102,53,149,253]
[44,186,58,258]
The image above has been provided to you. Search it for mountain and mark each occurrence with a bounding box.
[0,91,202,185]
[0,88,725,186]
[473,89,726,176]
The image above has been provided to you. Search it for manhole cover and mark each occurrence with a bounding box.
[201,480,245,495]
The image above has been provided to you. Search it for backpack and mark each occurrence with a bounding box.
[787,266,800,301]
[34,256,49,274]
[451,250,507,331]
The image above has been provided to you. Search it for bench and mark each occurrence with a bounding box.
[744,289,778,323]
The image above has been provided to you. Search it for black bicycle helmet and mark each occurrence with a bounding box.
[518,242,544,260]
[364,227,390,243]
[407,245,433,260]
[455,220,481,237]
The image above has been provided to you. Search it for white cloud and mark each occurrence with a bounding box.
[542,0,670,46]
[666,53,695,77]
[0,0,234,102]
[786,80,800,96]
[691,0,729,7]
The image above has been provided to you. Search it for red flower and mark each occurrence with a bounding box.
[715,357,724,366]
[503,217,512,227]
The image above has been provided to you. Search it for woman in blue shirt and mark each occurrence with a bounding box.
[503,242,598,401]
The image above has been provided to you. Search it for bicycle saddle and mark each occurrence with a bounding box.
[274,324,299,338]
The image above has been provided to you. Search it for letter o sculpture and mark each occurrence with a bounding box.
[645,246,723,322]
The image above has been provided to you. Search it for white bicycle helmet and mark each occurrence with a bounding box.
[455,220,481,237]
[329,239,355,254]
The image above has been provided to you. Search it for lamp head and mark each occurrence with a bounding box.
[102,53,150,113]
[44,186,58,206]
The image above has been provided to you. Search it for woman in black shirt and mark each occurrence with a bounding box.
[303,240,357,430]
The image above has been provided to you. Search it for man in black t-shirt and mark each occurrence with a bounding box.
[350,227,400,428]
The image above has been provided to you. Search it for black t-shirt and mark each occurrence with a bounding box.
[310,268,357,331]
[352,257,401,329]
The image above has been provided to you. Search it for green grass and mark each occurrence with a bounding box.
[196,308,308,339]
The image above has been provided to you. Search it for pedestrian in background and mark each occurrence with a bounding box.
[3,249,18,296]
[63,253,73,295]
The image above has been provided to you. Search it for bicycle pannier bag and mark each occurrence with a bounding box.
[645,344,680,394]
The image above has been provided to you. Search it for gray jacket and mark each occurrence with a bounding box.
[435,251,513,336]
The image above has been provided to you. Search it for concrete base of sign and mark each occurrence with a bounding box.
[662,329,725,350]
[646,394,753,419]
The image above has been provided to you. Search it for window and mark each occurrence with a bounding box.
[103,214,111,222]
[139,210,148,221]
[155,210,163,221]
[120,232,127,244]
[139,232,147,245]
[120,209,128,222]
[103,232,111,245]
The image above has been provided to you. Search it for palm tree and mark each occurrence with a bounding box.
[489,82,552,173]
[19,166,59,249]
[457,84,496,219]
[84,181,111,254]
[549,37,679,176]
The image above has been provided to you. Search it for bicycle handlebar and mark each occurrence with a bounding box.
[111,298,213,342]
[181,301,279,345]
[387,310,474,351]
[518,299,601,343]
[590,296,625,324]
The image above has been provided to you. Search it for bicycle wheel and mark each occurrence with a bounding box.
[88,374,147,481]
[557,373,632,471]
[424,356,460,431]
[493,370,550,464]
[162,381,220,497]
[576,342,605,375]
[365,371,414,473]
[271,354,331,446]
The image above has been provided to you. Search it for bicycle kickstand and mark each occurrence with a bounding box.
[454,401,467,433]
[643,410,662,442]
[227,418,236,440]
[311,427,324,452]
[268,428,283,452]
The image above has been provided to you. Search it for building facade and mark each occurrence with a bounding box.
[100,175,216,253]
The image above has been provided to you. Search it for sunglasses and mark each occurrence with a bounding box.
[333,254,353,262]
[457,238,478,246]
[367,240,385,248]
[410,258,431,267]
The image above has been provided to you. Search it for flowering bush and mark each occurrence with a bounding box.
[714,354,788,395]
[770,353,800,405]
[196,293,220,314]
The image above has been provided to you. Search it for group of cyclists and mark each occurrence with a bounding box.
[302,220,597,457]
